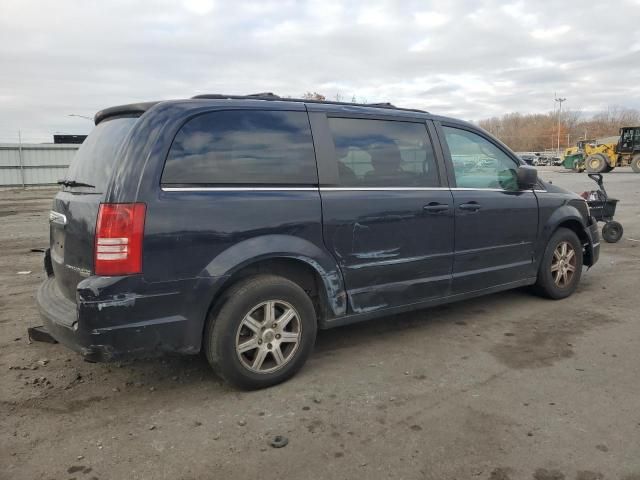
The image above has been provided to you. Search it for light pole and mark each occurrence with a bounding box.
[68,114,93,121]
[554,95,566,153]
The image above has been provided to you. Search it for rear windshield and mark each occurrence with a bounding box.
[64,117,137,192]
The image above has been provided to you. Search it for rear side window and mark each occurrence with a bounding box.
[162,110,317,185]
[327,117,439,187]
[64,117,137,192]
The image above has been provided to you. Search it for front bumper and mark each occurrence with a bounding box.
[584,217,600,266]
[35,274,213,362]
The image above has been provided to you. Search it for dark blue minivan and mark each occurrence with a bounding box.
[37,93,600,389]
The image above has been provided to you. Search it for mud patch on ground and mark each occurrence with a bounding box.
[490,309,616,369]
[533,468,565,480]
[459,407,519,462]
[575,471,603,480]
[3,395,108,415]
[488,467,513,479]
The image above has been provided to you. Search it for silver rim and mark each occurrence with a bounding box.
[235,300,302,374]
[551,241,576,288]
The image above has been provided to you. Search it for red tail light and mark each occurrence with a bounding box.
[95,203,146,276]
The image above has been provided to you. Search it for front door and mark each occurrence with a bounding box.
[439,124,539,294]
[314,114,454,314]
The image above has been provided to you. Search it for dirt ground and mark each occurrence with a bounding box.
[1,168,639,480]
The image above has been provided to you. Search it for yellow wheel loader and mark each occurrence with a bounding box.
[563,127,640,173]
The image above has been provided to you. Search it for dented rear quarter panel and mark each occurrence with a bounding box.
[142,190,346,318]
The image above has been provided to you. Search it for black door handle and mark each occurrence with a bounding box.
[459,202,481,211]
[423,202,449,213]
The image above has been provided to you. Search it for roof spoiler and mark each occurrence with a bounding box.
[94,102,158,125]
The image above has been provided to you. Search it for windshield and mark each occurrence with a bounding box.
[63,117,137,192]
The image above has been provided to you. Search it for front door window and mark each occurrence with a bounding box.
[443,126,520,191]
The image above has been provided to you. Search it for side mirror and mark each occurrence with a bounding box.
[516,165,538,190]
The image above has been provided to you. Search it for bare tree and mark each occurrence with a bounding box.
[478,107,640,151]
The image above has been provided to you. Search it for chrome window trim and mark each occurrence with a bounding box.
[321,187,449,191]
[161,186,318,192]
[450,187,507,192]
[161,186,542,193]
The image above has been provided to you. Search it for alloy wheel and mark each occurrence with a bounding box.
[551,241,577,288]
[235,300,302,373]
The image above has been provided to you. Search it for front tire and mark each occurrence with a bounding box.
[204,275,317,390]
[631,154,640,173]
[585,153,608,173]
[535,228,583,299]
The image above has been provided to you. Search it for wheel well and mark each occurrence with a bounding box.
[207,258,328,326]
[556,219,591,262]
[557,219,587,244]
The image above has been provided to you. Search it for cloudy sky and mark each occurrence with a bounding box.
[1,0,639,142]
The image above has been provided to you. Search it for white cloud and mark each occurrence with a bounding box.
[501,2,537,26]
[183,0,216,15]
[356,6,395,27]
[409,38,430,52]
[531,25,571,40]
[517,57,556,68]
[414,11,449,28]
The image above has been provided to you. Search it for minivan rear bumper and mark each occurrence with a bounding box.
[36,274,210,362]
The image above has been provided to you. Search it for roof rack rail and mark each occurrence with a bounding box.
[191,93,428,114]
[246,92,281,99]
[366,102,396,108]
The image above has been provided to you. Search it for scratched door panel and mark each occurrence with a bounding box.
[321,190,454,313]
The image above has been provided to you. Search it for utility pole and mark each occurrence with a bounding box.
[555,95,566,153]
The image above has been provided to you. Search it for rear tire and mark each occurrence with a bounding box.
[534,228,583,299]
[204,275,317,390]
[602,221,623,243]
[585,154,608,173]
[631,154,640,173]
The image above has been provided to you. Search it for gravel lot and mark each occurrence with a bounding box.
[1,168,639,480]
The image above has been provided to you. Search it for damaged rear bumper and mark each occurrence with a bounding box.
[36,275,209,362]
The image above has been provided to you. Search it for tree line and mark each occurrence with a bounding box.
[478,107,640,152]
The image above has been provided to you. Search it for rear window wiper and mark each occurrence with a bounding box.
[57,179,95,188]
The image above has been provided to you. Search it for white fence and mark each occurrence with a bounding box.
[0,143,79,187]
